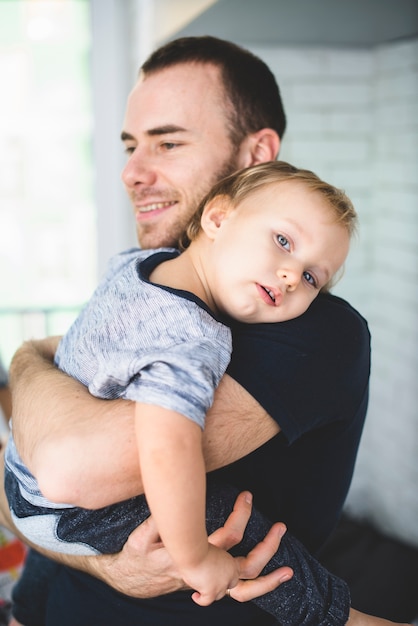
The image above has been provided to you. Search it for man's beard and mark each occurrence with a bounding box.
[171,155,241,245]
[137,153,241,250]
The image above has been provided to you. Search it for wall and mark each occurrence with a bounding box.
[250,39,418,547]
[347,38,418,547]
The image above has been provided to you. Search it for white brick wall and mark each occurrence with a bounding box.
[250,39,418,547]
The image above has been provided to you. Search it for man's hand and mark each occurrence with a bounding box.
[9,336,60,391]
[9,337,62,464]
[91,513,183,596]
[91,491,293,599]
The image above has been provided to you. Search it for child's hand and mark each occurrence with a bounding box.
[183,543,239,607]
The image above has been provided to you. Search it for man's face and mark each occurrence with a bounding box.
[121,63,242,249]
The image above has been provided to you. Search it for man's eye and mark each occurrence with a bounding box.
[124,146,135,155]
[303,271,317,288]
[162,142,178,150]
[276,234,290,250]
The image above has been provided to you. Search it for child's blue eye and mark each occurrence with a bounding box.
[277,234,290,250]
[303,271,317,288]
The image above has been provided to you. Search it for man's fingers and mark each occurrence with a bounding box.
[238,522,288,579]
[209,491,253,550]
[229,567,293,603]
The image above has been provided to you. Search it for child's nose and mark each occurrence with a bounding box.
[277,266,301,291]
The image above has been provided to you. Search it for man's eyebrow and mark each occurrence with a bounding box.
[148,124,187,136]
[121,131,134,142]
[120,125,187,142]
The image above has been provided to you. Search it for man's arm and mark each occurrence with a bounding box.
[0,457,410,626]
[10,337,141,506]
[10,338,279,508]
[0,451,292,601]
[348,610,411,626]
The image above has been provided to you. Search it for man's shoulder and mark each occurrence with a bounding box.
[312,292,365,318]
[298,294,370,365]
[307,292,369,337]
[227,290,371,439]
[230,292,370,355]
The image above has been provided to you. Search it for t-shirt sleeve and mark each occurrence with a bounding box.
[124,335,231,429]
[227,293,371,444]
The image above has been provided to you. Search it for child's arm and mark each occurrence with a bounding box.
[135,402,239,605]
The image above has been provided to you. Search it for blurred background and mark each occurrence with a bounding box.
[0,0,417,621]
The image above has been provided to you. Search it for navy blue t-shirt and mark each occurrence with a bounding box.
[218,291,370,553]
[39,292,370,626]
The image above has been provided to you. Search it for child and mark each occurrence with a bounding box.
[5,161,357,614]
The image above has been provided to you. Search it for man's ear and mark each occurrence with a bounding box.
[200,196,231,240]
[238,128,280,167]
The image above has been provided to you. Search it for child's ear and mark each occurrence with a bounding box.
[200,196,231,239]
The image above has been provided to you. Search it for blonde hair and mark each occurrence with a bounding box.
[179,161,357,291]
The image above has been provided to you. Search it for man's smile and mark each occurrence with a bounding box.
[138,201,176,213]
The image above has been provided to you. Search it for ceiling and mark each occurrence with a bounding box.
[168,0,418,47]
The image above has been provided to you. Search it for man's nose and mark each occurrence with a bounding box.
[121,149,157,188]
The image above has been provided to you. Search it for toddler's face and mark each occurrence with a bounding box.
[205,181,350,323]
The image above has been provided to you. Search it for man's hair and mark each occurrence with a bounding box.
[141,36,286,149]
[181,161,358,291]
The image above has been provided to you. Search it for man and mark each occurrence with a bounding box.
[2,36,390,626]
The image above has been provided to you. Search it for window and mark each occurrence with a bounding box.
[0,0,95,365]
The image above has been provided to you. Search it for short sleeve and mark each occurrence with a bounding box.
[124,335,231,429]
